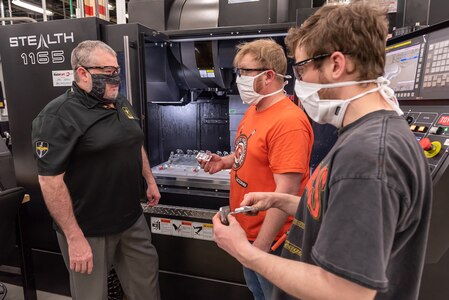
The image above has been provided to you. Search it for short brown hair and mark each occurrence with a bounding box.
[285,0,388,80]
[234,39,287,82]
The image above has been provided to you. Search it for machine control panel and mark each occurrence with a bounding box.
[402,106,449,175]
[386,26,449,101]
[387,20,449,298]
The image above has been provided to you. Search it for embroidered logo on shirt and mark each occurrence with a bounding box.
[35,141,49,158]
[233,135,248,171]
[232,129,256,188]
[305,163,329,220]
[233,129,256,170]
[122,107,135,119]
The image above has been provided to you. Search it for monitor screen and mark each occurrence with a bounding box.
[385,36,425,100]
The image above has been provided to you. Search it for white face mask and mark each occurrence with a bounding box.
[294,76,403,128]
[236,71,288,106]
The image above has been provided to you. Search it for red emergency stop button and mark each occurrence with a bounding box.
[419,138,442,158]
[419,138,432,151]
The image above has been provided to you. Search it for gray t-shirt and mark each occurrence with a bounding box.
[273,110,432,300]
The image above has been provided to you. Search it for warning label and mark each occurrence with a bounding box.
[193,222,214,240]
[150,217,214,241]
[52,70,73,87]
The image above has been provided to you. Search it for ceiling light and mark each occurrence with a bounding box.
[108,4,114,10]
[12,0,54,16]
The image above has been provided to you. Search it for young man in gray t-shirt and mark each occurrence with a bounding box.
[211,2,432,300]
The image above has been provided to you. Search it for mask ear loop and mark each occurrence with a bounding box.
[270,72,292,88]
[377,77,404,116]
[279,74,292,92]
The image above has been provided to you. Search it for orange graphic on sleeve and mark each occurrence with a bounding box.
[306,164,328,220]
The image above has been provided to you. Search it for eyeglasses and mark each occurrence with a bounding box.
[79,65,121,75]
[292,53,331,79]
[234,68,269,77]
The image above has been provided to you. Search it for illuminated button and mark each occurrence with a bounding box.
[429,126,444,135]
[418,126,428,133]
[410,125,417,131]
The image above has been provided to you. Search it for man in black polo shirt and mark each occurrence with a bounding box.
[32,40,160,300]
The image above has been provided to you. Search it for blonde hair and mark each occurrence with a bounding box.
[234,39,287,82]
[285,0,388,80]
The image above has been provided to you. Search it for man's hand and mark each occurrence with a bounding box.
[212,212,252,262]
[67,235,93,274]
[146,183,161,207]
[198,153,224,174]
[243,192,279,252]
[241,192,277,213]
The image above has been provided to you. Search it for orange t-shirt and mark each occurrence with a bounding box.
[230,97,314,241]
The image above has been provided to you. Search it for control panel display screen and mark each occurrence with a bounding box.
[385,37,425,100]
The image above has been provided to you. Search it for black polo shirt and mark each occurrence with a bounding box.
[32,83,144,236]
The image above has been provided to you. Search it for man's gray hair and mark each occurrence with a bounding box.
[71,40,116,81]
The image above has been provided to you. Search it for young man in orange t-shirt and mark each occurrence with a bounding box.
[199,39,314,300]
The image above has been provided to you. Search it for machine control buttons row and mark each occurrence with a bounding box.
[410,125,428,133]
[429,126,445,135]
[410,125,447,134]
[397,92,415,98]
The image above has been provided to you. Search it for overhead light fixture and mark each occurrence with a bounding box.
[12,0,54,16]
[108,4,115,10]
